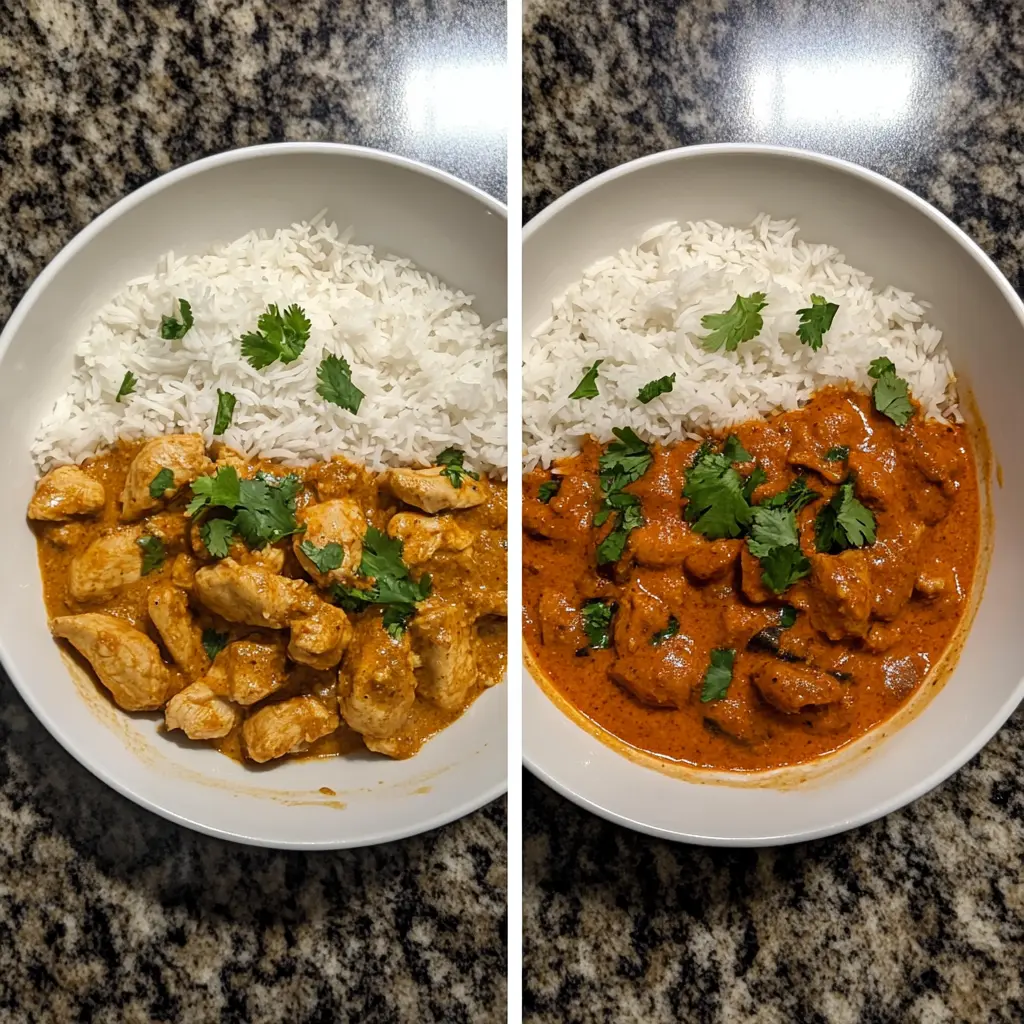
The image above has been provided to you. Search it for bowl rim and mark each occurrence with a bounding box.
[0,141,508,849]
[521,141,1024,846]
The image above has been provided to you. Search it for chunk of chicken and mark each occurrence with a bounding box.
[51,613,183,711]
[28,466,105,521]
[751,658,845,714]
[337,612,417,743]
[68,527,144,604]
[386,512,474,566]
[148,582,209,681]
[803,551,873,640]
[288,602,353,670]
[293,498,366,585]
[702,692,772,746]
[201,635,289,705]
[537,590,585,649]
[411,600,478,711]
[385,467,487,513]
[684,539,742,583]
[193,559,315,629]
[171,553,198,591]
[121,434,212,520]
[164,682,241,740]
[242,696,339,763]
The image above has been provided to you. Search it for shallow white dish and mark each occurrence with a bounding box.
[523,144,1024,846]
[0,142,507,849]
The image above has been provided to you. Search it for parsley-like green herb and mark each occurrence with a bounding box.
[581,600,615,649]
[721,434,752,463]
[760,475,820,514]
[596,495,644,565]
[650,615,680,646]
[239,303,311,368]
[593,428,653,564]
[437,447,480,489]
[570,359,603,400]
[187,465,242,516]
[300,539,344,574]
[160,298,194,340]
[700,292,768,352]
[795,294,839,351]
[700,648,736,702]
[759,544,812,594]
[814,480,877,553]
[316,354,364,414]
[868,356,914,426]
[637,373,676,404]
[780,605,798,629]
[115,371,137,402]
[538,480,561,503]
[200,518,235,559]
[746,506,811,594]
[682,445,753,540]
[383,605,415,640]
[201,628,229,662]
[824,446,849,462]
[742,465,768,502]
[149,467,174,500]
[137,535,165,575]
[213,389,236,435]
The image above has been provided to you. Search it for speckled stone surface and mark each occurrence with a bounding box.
[524,1,1024,1021]
[0,2,506,1021]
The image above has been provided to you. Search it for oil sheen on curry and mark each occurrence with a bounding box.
[524,386,979,772]
[30,437,506,764]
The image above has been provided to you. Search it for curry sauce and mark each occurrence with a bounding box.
[523,387,979,772]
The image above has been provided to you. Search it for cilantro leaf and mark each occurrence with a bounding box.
[277,304,312,360]
[240,332,281,370]
[382,605,415,639]
[868,357,897,378]
[721,434,752,463]
[240,303,311,368]
[700,648,736,702]
[742,465,768,502]
[201,518,236,559]
[581,600,615,649]
[115,371,137,402]
[213,390,236,436]
[780,605,798,629]
[761,475,819,513]
[746,506,811,594]
[598,427,652,495]
[650,615,680,646]
[538,479,560,503]
[149,467,174,500]
[569,360,602,400]
[700,293,768,352]
[637,374,676,404]
[187,466,241,517]
[437,447,480,489]
[137,535,165,576]
[814,481,877,553]
[201,628,229,662]
[795,294,838,351]
[160,298,193,340]
[682,448,752,539]
[316,354,364,414]
[759,544,812,594]
[824,446,849,462]
[300,539,344,574]
[873,372,914,426]
[595,493,644,565]
[233,474,304,549]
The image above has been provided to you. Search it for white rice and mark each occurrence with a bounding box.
[524,214,957,467]
[32,214,507,477]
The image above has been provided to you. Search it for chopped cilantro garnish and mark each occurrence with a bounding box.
[148,468,174,500]
[721,434,752,463]
[213,390,236,436]
[200,518,235,559]
[795,294,838,351]
[637,374,676,404]
[595,494,644,565]
[538,479,561,503]
[700,293,767,352]
[700,648,736,702]
[682,445,752,540]
[598,427,653,495]
[437,447,480,489]
[650,615,680,646]
[240,303,311,368]
[316,354,364,414]
[824,446,849,462]
[814,480,877,553]
[746,506,811,594]
[137,535,165,575]
[115,371,137,402]
[742,465,768,502]
[868,357,914,426]
[760,475,820,513]
[201,628,229,662]
[581,600,615,649]
[569,359,602,400]
[160,298,194,340]
[300,539,344,574]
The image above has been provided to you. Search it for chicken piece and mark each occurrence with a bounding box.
[144,512,189,552]
[915,560,963,612]
[537,590,585,649]
[386,512,474,566]
[171,553,198,591]
[723,604,780,646]
[684,539,742,583]
[362,702,436,759]
[803,551,873,640]
[411,600,478,711]
[787,424,846,484]
[385,467,487,513]
[337,612,417,742]
[242,696,340,763]
[751,658,845,714]
[847,450,897,511]
[68,527,144,604]
[121,434,212,520]
[148,582,209,681]
[739,548,775,604]
[867,521,925,621]
[164,682,241,740]
[51,613,183,711]
[201,635,289,705]
[210,442,250,473]
[236,545,286,574]
[881,653,929,699]
[629,518,697,569]
[28,466,105,521]
[309,454,379,506]
[702,692,772,746]
[524,472,599,543]
[193,559,315,629]
[908,423,965,497]
[41,522,88,552]
[864,623,902,654]
[293,498,366,585]
[288,602,353,670]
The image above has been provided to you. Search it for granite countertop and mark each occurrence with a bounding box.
[0,2,506,1021]
[524,1,1024,1021]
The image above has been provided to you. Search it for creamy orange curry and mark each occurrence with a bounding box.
[524,386,979,772]
[29,437,506,764]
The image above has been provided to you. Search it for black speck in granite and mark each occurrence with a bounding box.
[0,2,506,1021]
[525,1,1024,1021]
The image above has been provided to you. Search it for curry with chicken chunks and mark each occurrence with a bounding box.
[524,385,980,772]
[30,436,506,764]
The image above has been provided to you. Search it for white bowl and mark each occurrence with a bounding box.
[523,144,1024,846]
[0,143,507,849]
